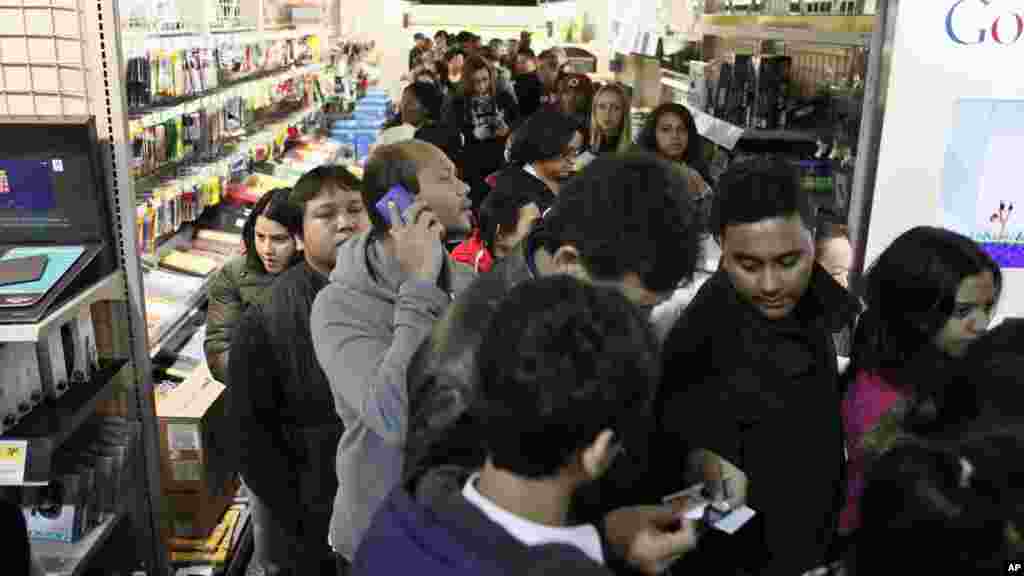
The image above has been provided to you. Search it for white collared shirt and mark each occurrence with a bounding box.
[522,164,553,217]
[462,473,605,565]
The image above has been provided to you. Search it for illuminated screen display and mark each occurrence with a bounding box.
[0,159,59,214]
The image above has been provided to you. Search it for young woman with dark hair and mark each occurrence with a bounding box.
[204,187,300,384]
[841,226,1002,535]
[639,102,711,185]
[448,55,520,211]
[493,110,582,215]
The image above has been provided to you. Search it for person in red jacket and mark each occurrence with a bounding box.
[452,184,540,273]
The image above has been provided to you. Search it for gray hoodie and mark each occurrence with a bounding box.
[310,230,475,560]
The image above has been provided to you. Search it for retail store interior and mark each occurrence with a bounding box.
[0,0,1021,575]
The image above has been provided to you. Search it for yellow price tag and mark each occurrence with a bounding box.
[0,440,28,485]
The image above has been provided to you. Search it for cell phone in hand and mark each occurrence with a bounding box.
[375,185,415,227]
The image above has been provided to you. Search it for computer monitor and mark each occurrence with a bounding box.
[0,117,118,321]
[0,116,116,250]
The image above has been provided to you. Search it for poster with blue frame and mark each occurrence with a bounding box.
[941,99,1024,268]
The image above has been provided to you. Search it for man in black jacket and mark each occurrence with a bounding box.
[655,157,859,576]
[229,166,371,576]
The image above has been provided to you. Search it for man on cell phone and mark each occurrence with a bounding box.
[311,140,477,566]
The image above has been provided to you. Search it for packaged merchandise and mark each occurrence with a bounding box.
[23,420,139,542]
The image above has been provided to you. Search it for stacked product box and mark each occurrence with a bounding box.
[21,417,139,543]
[328,92,392,163]
[156,362,237,540]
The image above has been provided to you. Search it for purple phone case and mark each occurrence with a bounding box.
[375,185,415,226]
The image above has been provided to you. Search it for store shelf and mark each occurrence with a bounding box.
[129,62,325,128]
[122,25,319,45]
[148,269,214,360]
[33,513,123,576]
[699,14,874,46]
[134,98,322,189]
[0,271,124,343]
[1,359,131,484]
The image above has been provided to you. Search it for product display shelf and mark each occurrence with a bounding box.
[135,97,323,195]
[124,25,317,41]
[129,62,325,128]
[32,512,124,576]
[135,100,322,264]
[0,358,132,485]
[0,271,125,343]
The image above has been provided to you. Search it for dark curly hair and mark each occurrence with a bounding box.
[475,276,660,478]
[855,429,1024,575]
[639,102,708,182]
[540,152,702,293]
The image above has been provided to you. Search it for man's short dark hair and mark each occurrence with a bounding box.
[361,141,435,234]
[289,165,362,234]
[475,276,660,479]
[711,156,815,237]
[517,48,536,60]
[540,153,702,293]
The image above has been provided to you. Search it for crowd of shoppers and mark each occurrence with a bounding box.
[175,27,1024,576]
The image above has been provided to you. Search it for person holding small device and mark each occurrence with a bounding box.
[354,277,699,576]
[311,140,477,565]
[655,158,859,576]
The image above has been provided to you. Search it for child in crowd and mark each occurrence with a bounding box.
[451,184,541,273]
[815,219,853,290]
[354,276,697,575]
